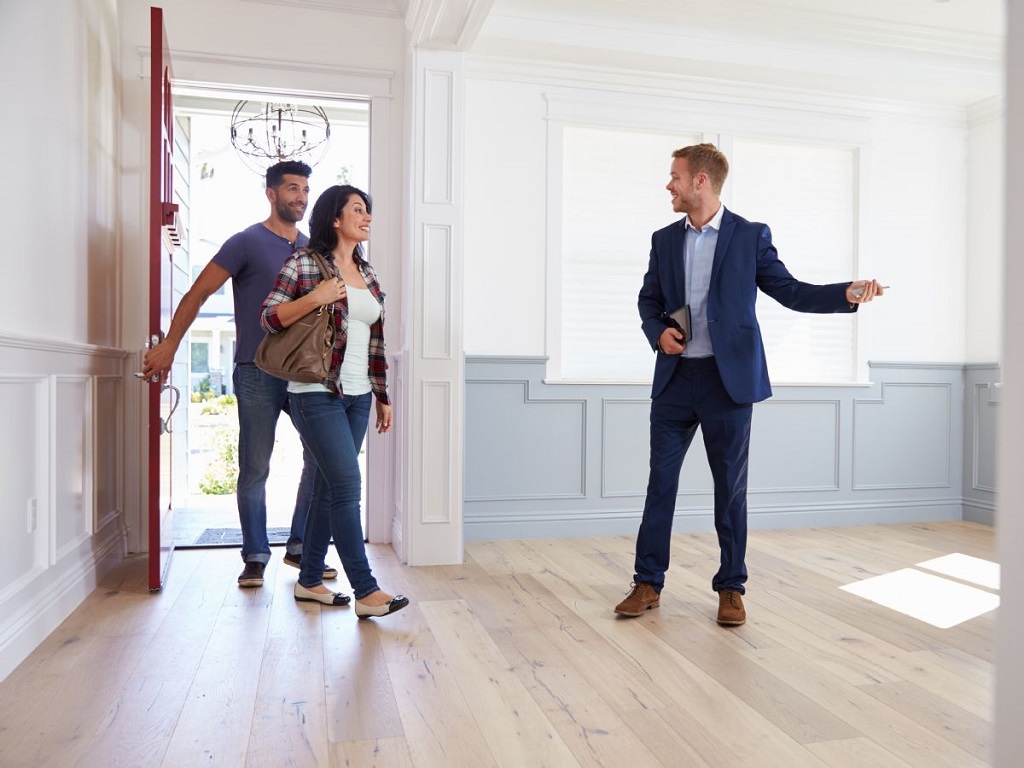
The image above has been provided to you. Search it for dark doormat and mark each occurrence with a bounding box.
[190,527,292,547]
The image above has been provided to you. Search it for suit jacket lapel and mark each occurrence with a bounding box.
[710,207,735,287]
[673,220,687,306]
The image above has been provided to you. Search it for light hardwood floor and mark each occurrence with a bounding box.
[0,522,995,767]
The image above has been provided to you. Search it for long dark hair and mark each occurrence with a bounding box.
[307,184,373,261]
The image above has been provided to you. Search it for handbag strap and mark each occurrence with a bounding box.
[306,250,334,312]
[308,250,332,283]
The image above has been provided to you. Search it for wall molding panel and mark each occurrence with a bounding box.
[0,343,126,683]
[465,379,586,501]
[421,223,453,359]
[964,363,999,525]
[52,377,94,563]
[464,357,985,540]
[852,380,955,490]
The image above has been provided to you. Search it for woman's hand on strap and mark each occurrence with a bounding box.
[308,276,346,306]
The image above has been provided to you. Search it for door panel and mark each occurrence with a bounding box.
[147,5,179,591]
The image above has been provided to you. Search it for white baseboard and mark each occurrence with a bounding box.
[0,530,123,683]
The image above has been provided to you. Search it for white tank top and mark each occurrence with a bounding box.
[288,285,381,396]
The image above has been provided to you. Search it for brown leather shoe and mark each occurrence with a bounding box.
[614,582,660,617]
[717,589,746,626]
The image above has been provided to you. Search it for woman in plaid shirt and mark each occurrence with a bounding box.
[261,185,408,618]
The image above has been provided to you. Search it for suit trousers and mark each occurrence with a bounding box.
[633,356,752,594]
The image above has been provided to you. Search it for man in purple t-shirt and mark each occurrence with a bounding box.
[142,160,338,588]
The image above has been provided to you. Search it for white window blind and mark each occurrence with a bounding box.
[558,128,859,384]
[729,139,856,383]
[560,126,701,380]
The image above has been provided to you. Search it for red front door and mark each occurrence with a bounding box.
[146,6,179,591]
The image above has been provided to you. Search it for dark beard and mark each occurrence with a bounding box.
[275,199,303,223]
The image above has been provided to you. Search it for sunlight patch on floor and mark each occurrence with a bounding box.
[840,563,1000,629]
[915,552,1000,590]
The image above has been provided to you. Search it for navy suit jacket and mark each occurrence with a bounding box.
[639,207,856,405]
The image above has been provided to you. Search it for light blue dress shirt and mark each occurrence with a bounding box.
[681,204,724,358]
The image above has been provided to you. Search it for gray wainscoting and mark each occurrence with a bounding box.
[465,357,995,540]
[963,363,999,525]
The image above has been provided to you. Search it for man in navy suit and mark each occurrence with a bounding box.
[615,143,884,625]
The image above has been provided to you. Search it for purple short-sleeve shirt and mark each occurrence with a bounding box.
[212,222,309,363]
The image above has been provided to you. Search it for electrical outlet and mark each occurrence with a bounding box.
[27,498,37,534]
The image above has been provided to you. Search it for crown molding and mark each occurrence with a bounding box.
[467,54,969,128]
[406,0,495,50]
[237,0,403,17]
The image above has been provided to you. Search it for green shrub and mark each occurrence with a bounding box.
[199,425,239,495]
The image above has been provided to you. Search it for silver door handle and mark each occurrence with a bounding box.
[134,334,162,382]
[161,384,181,435]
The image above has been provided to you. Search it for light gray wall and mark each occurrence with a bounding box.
[465,357,989,540]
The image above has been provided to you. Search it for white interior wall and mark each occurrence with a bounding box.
[0,0,121,345]
[463,66,978,366]
[0,0,126,683]
[463,78,549,356]
[967,103,1005,363]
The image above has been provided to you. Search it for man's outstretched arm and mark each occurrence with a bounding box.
[141,262,232,381]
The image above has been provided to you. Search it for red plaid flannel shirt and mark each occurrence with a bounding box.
[261,248,390,404]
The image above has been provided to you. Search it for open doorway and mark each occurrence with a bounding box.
[169,92,371,550]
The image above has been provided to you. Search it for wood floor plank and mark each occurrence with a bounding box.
[71,552,239,767]
[246,632,330,768]
[492,626,666,768]
[387,657,499,768]
[0,634,154,766]
[751,586,995,718]
[75,673,194,768]
[518,583,671,714]
[321,612,405,743]
[805,736,916,767]
[329,736,414,767]
[160,602,272,766]
[374,604,445,665]
[855,680,991,759]
[745,646,989,768]
[465,539,557,577]
[642,612,862,744]
[0,523,998,768]
[619,705,740,768]
[419,599,580,767]
[529,572,831,768]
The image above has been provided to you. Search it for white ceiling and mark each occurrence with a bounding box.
[476,0,1005,107]
[247,0,1005,106]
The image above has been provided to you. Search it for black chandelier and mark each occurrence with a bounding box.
[229,101,331,176]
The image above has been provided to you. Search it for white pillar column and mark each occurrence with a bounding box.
[395,47,465,566]
[995,3,1024,765]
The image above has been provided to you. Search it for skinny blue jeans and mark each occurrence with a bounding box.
[288,391,378,599]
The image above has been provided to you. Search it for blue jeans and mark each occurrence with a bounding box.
[232,363,316,564]
[634,357,751,594]
[288,391,378,599]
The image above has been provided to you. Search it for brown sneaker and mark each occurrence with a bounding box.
[717,589,746,626]
[614,582,661,617]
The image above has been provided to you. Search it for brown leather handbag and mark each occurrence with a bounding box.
[254,252,336,383]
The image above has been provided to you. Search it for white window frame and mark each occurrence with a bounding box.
[543,91,873,386]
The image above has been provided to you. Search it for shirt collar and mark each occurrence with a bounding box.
[684,204,725,233]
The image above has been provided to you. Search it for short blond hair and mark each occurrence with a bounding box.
[672,143,729,194]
